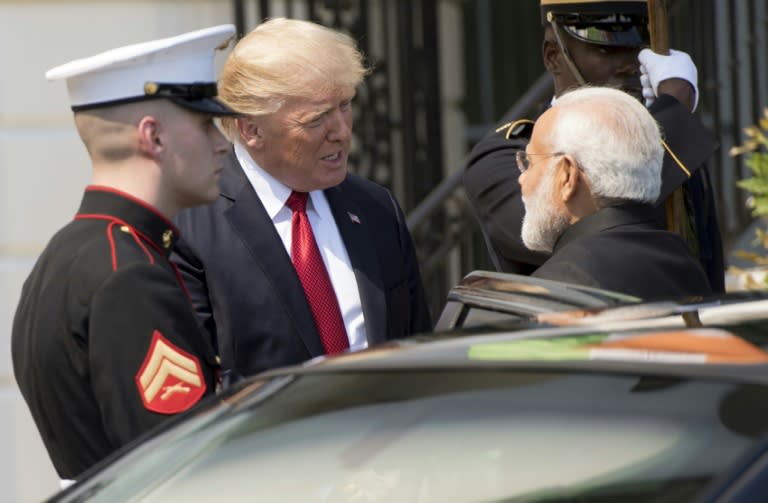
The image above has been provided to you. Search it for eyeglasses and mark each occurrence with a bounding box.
[515,150,564,173]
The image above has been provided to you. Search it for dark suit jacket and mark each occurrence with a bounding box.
[463,95,725,291]
[533,204,713,300]
[172,151,432,377]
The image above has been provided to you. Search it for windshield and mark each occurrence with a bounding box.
[63,370,768,502]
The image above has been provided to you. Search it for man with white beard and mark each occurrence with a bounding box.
[517,86,711,300]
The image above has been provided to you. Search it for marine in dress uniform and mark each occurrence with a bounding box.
[12,26,238,480]
[463,0,725,292]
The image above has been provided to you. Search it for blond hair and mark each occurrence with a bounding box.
[218,18,369,140]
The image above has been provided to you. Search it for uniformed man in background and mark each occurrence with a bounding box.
[463,0,724,292]
[12,25,238,481]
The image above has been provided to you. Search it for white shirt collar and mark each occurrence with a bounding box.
[233,141,327,220]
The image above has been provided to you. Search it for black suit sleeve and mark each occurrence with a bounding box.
[390,191,433,333]
[170,235,219,348]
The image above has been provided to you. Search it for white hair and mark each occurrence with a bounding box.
[549,86,663,204]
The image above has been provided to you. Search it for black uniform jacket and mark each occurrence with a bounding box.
[172,151,432,378]
[533,203,713,300]
[463,94,725,292]
[12,187,220,479]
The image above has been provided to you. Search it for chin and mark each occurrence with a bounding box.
[205,189,221,203]
[324,168,348,189]
[193,188,221,207]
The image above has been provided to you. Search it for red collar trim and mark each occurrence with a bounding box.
[84,185,180,235]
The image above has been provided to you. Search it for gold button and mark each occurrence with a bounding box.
[144,81,159,95]
[162,229,173,249]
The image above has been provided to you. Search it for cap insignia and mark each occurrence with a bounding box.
[216,34,236,51]
[144,81,159,96]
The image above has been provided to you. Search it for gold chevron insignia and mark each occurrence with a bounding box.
[138,333,202,403]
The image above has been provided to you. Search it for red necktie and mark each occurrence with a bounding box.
[285,191,349,354]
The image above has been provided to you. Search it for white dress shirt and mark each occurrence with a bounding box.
[234,142,367,351]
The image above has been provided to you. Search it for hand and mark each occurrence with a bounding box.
[639,48,699,112]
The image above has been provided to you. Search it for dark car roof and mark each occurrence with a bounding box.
[259,292,768,385]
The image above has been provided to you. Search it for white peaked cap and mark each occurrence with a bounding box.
[45,24,239,115]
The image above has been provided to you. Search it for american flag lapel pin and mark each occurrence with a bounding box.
[347,212,361,224]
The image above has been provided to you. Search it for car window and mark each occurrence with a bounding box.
[64,369,768,502]
[461,305,527,328]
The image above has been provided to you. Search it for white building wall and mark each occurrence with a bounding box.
[437,0,467,289]
[0,2,233,501]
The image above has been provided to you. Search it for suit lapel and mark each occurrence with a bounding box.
[219,152,324,356]
[325,183,387,346]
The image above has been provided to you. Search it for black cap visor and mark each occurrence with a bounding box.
[168,96,240,117]
[562,21,649,47]
[541,1,648,22]
[149,81,240,117]
[543,6,650,47]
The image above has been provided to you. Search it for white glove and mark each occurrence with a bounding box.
[638,48,699,112]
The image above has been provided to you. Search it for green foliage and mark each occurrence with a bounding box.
[729,107,768,289]
[732,108,768,217]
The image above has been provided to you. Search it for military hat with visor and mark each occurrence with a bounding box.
[45,24,240,116]
[541,0,650,48]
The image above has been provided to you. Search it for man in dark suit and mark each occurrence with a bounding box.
[518,86,711,299]
[463,0,724,292]
[172,18,432,379]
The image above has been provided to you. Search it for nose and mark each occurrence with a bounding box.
[326,109,352,142]
[614,48,641,77]
[212,126,231,153]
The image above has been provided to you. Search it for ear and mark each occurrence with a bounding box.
[136,115,163,158]
[542,35,562,76]
[556,155,582,202]
[236,117,265,149]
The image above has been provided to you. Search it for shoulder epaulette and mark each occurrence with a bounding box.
[495,119,535,140]
[107,222,156,271]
